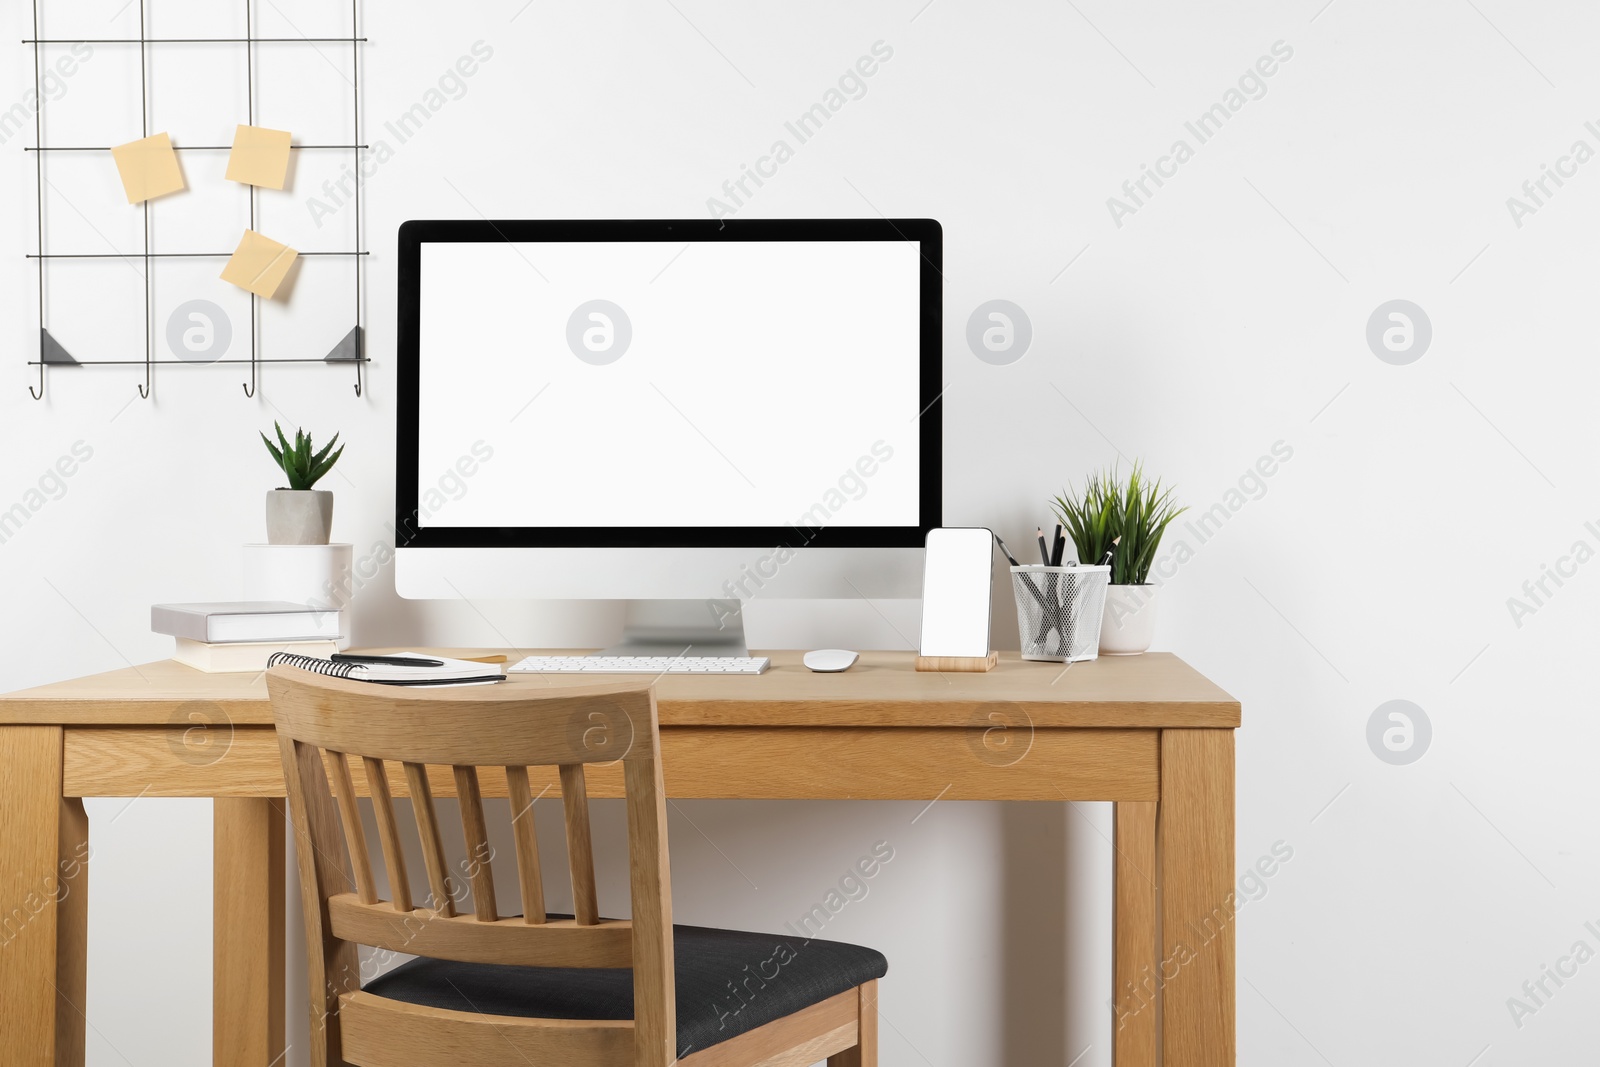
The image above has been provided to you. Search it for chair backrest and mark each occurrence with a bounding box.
[268,667,674,1067]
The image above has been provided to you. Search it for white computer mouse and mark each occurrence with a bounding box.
[803,649,859,673]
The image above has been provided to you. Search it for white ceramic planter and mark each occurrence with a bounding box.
[243,542,354,649]
[1100,583,1157,655]
[265,489,333,545]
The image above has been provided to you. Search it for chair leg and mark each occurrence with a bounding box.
[828,981,878,1067]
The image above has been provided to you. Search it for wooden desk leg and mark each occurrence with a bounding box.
[1113,801,1158,1067]
[214,798,286,1067]
[56,796,89,1067]
[0,725,86,1067]
[1159,730,1235,1067]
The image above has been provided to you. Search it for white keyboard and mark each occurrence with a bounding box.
[509,655,770,675]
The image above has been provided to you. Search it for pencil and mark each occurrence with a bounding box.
[996,534,1049,610]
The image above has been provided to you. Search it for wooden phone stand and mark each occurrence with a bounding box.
[914,651,998,673]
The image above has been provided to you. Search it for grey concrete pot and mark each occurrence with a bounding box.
[265,490,333,545]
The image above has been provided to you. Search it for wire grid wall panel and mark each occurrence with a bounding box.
[24,0,368,400]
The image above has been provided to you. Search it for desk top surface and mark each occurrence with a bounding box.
[0,650,1239,729]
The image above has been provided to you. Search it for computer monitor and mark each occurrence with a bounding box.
[394,218,942,655]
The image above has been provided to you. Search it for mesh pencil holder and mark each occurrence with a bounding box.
[1010,564,1111,662]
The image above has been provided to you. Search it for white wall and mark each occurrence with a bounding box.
[4,0,1597,1063]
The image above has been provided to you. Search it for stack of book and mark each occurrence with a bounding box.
[152,601,343,673]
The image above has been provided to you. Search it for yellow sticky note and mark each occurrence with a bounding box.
[220,230,299,299]
[109,132,185,204]
[225,125,292,190]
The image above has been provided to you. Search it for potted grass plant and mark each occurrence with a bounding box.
[261,422,344,545]
[1052,462,1186,655]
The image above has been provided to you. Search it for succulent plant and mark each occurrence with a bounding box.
[261,422,344,491]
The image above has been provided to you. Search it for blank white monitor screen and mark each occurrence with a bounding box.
[415,239,924,530]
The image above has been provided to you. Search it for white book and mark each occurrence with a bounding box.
[151,601,342,643]
[173,638,340,674]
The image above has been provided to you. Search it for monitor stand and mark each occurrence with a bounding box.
[597,599,750,658]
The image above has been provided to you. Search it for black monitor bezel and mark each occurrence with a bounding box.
[395,218,942,549]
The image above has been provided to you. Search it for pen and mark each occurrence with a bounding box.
[331,654,446,668]
[1100,535,1122,567]
[1037,526,1061,654]
[992,533,1022,567]
[1050,524,1065,566]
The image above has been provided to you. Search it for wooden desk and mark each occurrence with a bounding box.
[0,650,1239,1067]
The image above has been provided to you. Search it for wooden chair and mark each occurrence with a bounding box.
[268,666,883,1067]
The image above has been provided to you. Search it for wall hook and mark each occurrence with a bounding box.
[29,363,44,400]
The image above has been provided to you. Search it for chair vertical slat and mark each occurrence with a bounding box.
[452,765,498,921]
[328,750,378,905]
[505,766,548,925]
[559,763,600,925]
[361,757,412,912]
[403,762,456,917]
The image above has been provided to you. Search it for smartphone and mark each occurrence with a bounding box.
[919,527,994,658]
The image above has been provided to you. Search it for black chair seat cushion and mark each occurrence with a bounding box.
[363,920,887,1057]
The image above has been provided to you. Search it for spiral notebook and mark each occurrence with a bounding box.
[266,651,506,686]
